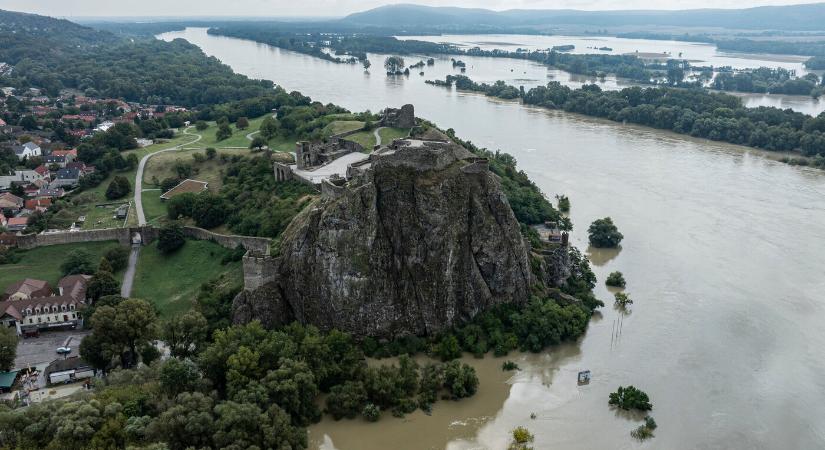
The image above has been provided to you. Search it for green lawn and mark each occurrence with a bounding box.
[344,131,376,150]
[378,127,411,143]
[141,192,166,225]
[322,120,364,136]
[0,241,122,290]
[131,239,242,318]
[198,115,268,148]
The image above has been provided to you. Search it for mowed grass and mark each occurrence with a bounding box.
[322,120,364,136]
[198,115,268,148]
[131,239,242,318]
[142,148,250,190]
[345,131,376,150]
[0,241,121,290]
[379,127,411,143]
[141,193,166,225]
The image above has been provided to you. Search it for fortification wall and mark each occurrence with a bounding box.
[242,254,279,290]
[182,226,271,256]
[16,228,131,249]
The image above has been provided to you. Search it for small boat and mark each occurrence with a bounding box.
[577,370,592,385]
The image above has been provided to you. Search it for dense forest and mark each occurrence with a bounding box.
[0,14,274,106]
[712,67,823,97]
[429,76,825,162]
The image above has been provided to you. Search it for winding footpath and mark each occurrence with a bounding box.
[373,127,385,146]
[121,127,203,297]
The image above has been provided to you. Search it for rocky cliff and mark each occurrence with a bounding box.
[233,139,556,338]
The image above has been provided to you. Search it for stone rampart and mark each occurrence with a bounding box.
[16,228,131,249]
[242,254,279,290]
[182,226,271,256]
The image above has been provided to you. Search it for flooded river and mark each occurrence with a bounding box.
[160,28,825,449]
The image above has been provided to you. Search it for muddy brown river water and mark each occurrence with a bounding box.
[161,28,825,449]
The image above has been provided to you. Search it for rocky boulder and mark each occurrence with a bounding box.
[233,139,536,338]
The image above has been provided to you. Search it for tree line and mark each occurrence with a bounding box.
[428,76,825,162]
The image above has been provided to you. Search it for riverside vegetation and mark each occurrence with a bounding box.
[428,75,825,165]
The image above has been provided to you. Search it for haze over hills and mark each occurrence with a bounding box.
[343,3,825,32]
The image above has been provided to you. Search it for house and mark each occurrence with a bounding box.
[0,170,46,190]
[0,274,90,336]
[43,154,67,168]
[36,187,65,199]
[51,149,78,159]
[44,357,94,385]
[6,217,28,232]
[50,167,81,188]
[94,121,114,133]
[0,192,24,212]
[160,179,209,200]
[136,138,153,148]
[34,165,50,178]
[12,142,41,160]
[65,162,93,176]
[115,204,129,219]
[24,198,51,212]
[4,279,52,301]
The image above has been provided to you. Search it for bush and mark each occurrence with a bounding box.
[631,416,657,440]
[192,152,206,163]
[103,246,130,272]
[160,177,180,193]
[362,403,380,422]
[434,334,462,361]
[236,116,249,129]
[195,120,208,131]
[605,271,626,287]
[157,224,185,254]
[205,147,217,159]
[588,217,623,248]
[442,361,478,399]
[614,292,633,308]
[105,175,131,200]
[510,426,535,449]
[221,245,246,265]
[326,381,368,420]
[502,360,519,371]
[557,195,570,212]
[216,123,232,141]
[609,385,652,411]
[61,249,95,275]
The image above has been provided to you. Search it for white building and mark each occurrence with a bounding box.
[12,142,41,160]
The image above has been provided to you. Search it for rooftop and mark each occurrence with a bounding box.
[160,179,209,200]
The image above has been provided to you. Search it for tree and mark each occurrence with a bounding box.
[614,292,633,308]
[205,147,217,160]
[105,175,131,200]
[159,358,203,397]
[191,194,229,229]
[215,123,232,141]
[157,223,185,254]
[160,177,180,193]
[195,120,208,131]
[631,416,658,440]
[61,249,95,275]
[509,426,535,450]
[362,59,371,71]
[384,56,405,74]
[588,217,623,248]
[362,403,380,422]
[147,392,215,450]
[87,298,158,369]
[605,271,626,287]
[609,385,652,411]
[163,310,209,358]
[259,116,278,139]
[103,246,130,272]
[87,270,121,302]
[556,195,570,212]
[98,257,113,274]
[236,117,249,130]
[326,381,368,420]
[249,135,267,150]
[442,361,478,399]
[434,334,461,361]
[0,327,17,371]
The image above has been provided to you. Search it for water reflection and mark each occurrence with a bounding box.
[586,245,622,266]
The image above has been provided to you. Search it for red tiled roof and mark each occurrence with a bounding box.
[25,198,51,210]
[7,217,28,226]
[34,165,49,175]
[51,149,77,157]
[4,278,51,297]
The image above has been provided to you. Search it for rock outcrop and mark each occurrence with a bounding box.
[233,139,540,338]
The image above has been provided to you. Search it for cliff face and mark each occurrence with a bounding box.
[233,140,540,338]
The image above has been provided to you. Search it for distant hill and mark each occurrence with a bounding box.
[0,9,116,50]
[343,3,825,32]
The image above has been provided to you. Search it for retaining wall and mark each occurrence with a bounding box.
[182,226,271,256]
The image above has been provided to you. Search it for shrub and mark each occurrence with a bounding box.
[608,385,652,411]
[614,292,633,308]
[195,120,208,131]
[103,246,130,272]
[160,177,180,193]
[442,361,478,399]
[326,381,368,420]
[557,195,570,212]
[105,175,131,200]
[502,361,519,371]
[510,426,535,449]
[588,217,623,248]
[61,249,95,275]
[157,224,185,254]
[192,152,206,163]
[434,334,462,361]
[631,416,658,440]
[362,403,380,422]
[205,147,217,159]
[605,271,626,287]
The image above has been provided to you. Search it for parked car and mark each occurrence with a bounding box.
[56,347,71,354]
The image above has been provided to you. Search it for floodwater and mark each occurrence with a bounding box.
[160,28,825,449]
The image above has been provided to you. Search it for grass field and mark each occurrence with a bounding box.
[344,127,410,150]
[322,120,364,136]
[344,131,376,149]
[198,115,268,148]
[0,241,122,290]
[142,148,250,189]
[379,127,411,143]
[141,192,166,225]
[131,239,242,318]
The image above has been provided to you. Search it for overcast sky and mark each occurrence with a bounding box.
[1,0,822,18]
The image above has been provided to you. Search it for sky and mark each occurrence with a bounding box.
[1,0,823,18]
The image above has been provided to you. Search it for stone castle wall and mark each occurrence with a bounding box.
[17,228,133,249]
[182,226,271,256]
[242,254,279,290]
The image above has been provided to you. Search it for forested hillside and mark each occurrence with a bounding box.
[0,10,274,106]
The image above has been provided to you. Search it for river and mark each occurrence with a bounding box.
[160,28,825,450]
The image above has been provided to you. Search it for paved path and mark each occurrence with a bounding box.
[134,127,202,226]
[123,127,201,298]
[120,245,140,298]
[246,130,260,141]
[373,127,385,147]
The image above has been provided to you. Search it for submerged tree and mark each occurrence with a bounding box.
[384,56,405,74]
[588,217,623,248]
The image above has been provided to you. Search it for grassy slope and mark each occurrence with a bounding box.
[0,241,121,290]
[345,127,410,150]
[322,120,365,136]
[379,127,411,142]
[131,239,242,318]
